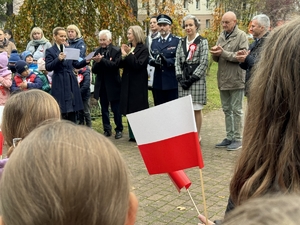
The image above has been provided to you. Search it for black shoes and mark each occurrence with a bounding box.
[115,131,122,139]
[104,130,112,137]
[128,138,136,142]
[104,130,122,139]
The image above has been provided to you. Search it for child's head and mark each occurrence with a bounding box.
[0,51,11,77]
[15,60,29,77]
[223,195,300,225]
[37,58,47,75]
[1,90,61,153]
[0,120,137,225]
[0,51,8,69]
[21,51,34,64]
[8,49,20,66]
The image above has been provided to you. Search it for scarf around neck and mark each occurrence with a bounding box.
[29,37,49,47]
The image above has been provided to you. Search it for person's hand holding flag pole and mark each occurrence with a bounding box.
[127,95,209,224]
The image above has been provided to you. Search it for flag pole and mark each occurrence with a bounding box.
[199,168,209,225]
[186,189,200,215]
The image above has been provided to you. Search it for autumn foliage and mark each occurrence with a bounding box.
[140,0,186,37]
[5,0,138,53]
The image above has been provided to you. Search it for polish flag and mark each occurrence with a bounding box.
[127,95,204,175]
[168,170,192,192]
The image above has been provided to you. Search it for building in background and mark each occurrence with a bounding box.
[138,0,213,35]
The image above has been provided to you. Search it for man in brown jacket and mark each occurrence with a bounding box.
[210,11,248,150]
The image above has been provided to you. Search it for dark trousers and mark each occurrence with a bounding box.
[100,89,123,133]
[62,112,77,123]
[79,98,92,127]
[152,88,178,106]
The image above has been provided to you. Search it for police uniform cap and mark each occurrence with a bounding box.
[157,14,172,25]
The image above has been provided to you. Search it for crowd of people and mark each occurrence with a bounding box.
[0,11,299,225]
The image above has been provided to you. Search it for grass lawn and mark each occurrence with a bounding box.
[91,60,221,133]
[204,60,221,112]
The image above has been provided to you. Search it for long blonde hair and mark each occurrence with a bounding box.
[0,120,131,225]
[230,17,300,205]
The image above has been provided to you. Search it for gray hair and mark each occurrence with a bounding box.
[252,14,270,32]
[182,14,201,31]
[98,29,112,40]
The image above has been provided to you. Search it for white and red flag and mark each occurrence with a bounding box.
[127,95,204,175]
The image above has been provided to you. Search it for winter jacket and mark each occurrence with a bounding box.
[239,32,269,96]
[77,66,91,101]
[26,40,52,60]
[0,38,16,57]
[92,44,121,101]
[68,37,86,58]
[45,44,87,113]
[33,70,51,93]
[0,73,12,105]
[11,71,43,92]
[117,43,149,115]
[212,26,248,90]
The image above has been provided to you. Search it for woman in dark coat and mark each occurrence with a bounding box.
[118,25,149,141]
[45,27,90,123]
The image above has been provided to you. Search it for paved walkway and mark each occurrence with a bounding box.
[108,109,240,225]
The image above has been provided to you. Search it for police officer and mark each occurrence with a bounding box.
[149,14,180,106]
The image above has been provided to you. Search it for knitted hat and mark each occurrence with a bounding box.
[0,52,11,77]
[15,60,29,74]
[8,49,20,63]
[21,51,33,61]
[37,58,45,71]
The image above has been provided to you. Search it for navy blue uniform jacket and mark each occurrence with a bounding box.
[45,44,87,113]
[150,34,180,90]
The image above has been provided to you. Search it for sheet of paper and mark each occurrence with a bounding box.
[64,48,80,60]
[85,51,95,61]
[147,65,155,87]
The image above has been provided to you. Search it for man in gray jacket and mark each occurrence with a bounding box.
[211,11,248,150]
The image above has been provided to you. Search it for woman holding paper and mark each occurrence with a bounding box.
[175,15,208,143]
[45,27,90,123]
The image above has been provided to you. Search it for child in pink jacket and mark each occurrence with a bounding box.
[0,51,12,105]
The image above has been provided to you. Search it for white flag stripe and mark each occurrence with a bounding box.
[127,95,197,145]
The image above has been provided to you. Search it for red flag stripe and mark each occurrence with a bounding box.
[138,132,204,175]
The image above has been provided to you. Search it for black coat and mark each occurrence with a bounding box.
[117,43,149,115]
[239,32,268,96]
[45,44,87,113]
[92,44,121,101]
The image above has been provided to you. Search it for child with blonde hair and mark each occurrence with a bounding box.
[0,120,138,225]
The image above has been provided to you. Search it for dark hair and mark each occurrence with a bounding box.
[4,29,13,38]
[150,15,157,20]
